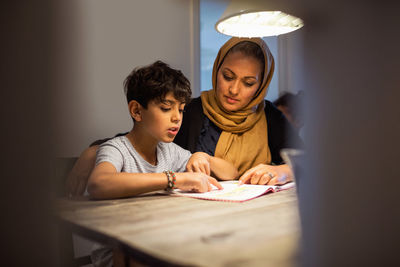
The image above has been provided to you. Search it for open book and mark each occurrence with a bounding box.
[170,181,295,202]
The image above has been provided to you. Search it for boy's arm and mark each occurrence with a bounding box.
[88,162,169,199]
[88,161,222,200]
[186,152,239,181]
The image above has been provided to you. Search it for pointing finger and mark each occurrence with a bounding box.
[208,177,223,190]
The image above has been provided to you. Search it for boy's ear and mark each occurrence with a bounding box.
[128,100,143,121]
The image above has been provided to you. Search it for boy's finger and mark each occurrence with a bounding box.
[194,165,202,173]
[199,164,207,174]
[207,181,212,191]
[190,164,198,173]
[209,177,223,189]
[185,163,193,172]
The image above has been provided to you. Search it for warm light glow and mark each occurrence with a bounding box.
[216,11,304,37]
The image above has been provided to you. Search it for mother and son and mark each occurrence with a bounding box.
[66,37,303,199]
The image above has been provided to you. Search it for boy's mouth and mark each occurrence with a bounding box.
[167,127,179,136]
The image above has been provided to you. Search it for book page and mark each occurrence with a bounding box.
[171,181,294,202]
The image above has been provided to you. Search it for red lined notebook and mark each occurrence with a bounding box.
[171,181,295,202]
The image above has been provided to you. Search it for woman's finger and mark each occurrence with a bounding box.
[250,172,261,185]
[267,177,279,185]
[77,180,87,195]
[238,169,254,185]
[259,173,271,185]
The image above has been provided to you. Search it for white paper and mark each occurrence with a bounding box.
[171,181,294,202]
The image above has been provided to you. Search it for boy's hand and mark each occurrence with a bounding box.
[175,172,222,193]
[186,152,211,175]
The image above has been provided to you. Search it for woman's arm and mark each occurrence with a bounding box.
[65,133,128,196]
[88,161,222,200]
[186,152,239,181]
[65,145,99,196]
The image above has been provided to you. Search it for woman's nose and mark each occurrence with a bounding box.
[229,81,240,95]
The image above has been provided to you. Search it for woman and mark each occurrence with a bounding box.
[174,37,302,185]
[66,37,302,196]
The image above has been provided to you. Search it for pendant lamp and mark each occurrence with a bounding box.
[215,0,304,37]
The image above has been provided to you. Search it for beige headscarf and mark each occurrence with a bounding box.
[201,37,275,176]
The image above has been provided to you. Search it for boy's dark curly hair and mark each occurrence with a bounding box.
[124,60,191,108]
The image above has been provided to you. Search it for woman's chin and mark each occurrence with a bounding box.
[221,102,241,112]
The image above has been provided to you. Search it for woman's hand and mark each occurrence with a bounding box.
[186,152,211,175]
[175,172,222,193]
[65,145,98,197]
[238,164,293,185]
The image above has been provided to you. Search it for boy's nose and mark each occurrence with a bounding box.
[171,109,181,122]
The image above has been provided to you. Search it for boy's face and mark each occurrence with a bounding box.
[139,92,185,143]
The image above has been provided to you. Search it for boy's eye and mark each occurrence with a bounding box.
[179,109,185,113]
[161,107,171,112]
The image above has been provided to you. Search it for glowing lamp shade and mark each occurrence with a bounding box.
[215,0,304,37]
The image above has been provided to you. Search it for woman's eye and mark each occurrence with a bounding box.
[223,74,233,81]
[244,82,255,87]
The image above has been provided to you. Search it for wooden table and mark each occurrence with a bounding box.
[56,188,300,267]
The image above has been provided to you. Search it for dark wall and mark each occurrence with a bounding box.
[0,1,58,266]
[298,1,400,266]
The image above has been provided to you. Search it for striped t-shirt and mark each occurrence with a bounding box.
[96,135,192,174]
[92,135,192,267]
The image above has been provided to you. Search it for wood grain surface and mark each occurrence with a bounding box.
[56,189,300,267]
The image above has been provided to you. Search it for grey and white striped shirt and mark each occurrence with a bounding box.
[96,135,192,174]
[92,135,192,267]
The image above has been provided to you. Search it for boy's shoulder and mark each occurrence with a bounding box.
[157,141,191,155]
[157,141,180,151]
[99,135,129,149]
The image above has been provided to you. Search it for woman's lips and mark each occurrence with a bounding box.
[225,96,239,104]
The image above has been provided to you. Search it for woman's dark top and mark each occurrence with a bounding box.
[174,97,303,165]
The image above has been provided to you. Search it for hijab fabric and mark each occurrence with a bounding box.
[201,37,275,176]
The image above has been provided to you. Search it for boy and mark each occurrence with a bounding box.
[88,60,238,267]
[87,60,238,200]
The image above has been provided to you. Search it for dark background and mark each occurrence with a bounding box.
[1,1,58,265]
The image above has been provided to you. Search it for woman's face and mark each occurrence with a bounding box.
[216,51,263,112]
